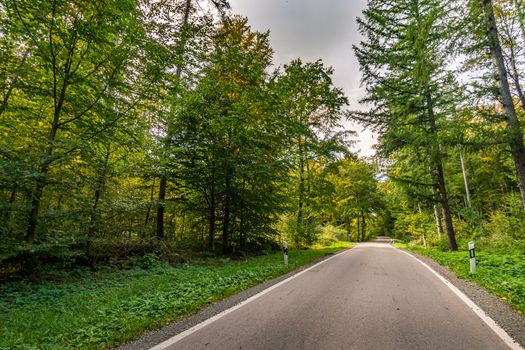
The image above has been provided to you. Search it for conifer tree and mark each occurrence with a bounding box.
[354,0,460,250]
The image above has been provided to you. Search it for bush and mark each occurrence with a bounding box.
[483,193,525,252]
[278,215,322,249]
[321,224,348,241]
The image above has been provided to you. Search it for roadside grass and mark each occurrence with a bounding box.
[0,242,351,350]
[395,244,525,314]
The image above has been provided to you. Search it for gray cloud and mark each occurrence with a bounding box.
[228,0,375,156]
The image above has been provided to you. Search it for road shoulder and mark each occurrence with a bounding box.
[403,250,525,348]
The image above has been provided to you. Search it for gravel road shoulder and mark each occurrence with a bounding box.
[405,250,525,348]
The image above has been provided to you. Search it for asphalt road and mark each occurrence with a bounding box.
[153,242,514,350]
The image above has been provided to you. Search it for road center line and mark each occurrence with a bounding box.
[398,249,523,350]
[149,248,353,350]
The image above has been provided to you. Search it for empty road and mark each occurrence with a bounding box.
[152,242,518,350]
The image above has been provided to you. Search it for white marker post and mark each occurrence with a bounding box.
[468,241,476,274]
[283,240,288,266]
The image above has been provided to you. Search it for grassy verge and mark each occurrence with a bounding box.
[0,242,351,350]
[395,243,525,314]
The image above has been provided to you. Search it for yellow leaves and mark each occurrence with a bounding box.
[31,121,46,132]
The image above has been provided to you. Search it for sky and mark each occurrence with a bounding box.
[227,0,376,157]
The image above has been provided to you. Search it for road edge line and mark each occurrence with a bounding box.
[398,249,523,350]
[149,247,353,350]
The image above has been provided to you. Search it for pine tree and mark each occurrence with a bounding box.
[354,0,461,250]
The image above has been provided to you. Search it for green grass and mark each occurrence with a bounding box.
[397,244,525,314]
[0,242,351,350]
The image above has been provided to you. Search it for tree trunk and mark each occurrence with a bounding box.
[239,200,245,251]
[425,88,458,250]
[417,203,427,248]
[482,0,525,211]
[144,178,156,231]
[180,213,185,242]
[297,138,305,226]
[26,5,73,243]
[155,176,167,239]
[436,163,458,250]
[506,34,525,109]
[26,122,58,243]
[515,0,525,46]
[433,203,443,240]
[459,145,472,208]
[361,213,366,242]
[208,173,216,252]
[87,145,111,259]
[155,0,192,239]
[222,166,232,255]
[355,216,359,242]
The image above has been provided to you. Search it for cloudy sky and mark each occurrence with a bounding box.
[228,0,375,156]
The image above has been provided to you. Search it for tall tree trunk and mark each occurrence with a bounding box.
[435,163,458,250]
[156,0,192,238]
[361,212,366,242]
[515,0,525,45]
[297,138,305,227]
[482,0,525,211]
[23,102,63,275]
[417,203,427,248]
[506,35,525,109]
[357,216,361,242]
[144,178,156,232]
[180,213,185,242]
[459,145,472,208]
[26,3,73,243]
[26,113,60,243]
[426,90,458,250]
[208,172,216,252]
[433,203,443,240]
[239,180,245,251]
[156,176,167,239]
[306,157,311,201]
[87,145,111,259]
[222,166,232,255]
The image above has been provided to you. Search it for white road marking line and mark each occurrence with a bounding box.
[399,249,523,350]
[149,248,353,350]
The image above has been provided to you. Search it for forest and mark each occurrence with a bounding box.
[1,0,524,276]
[1,0,525,349]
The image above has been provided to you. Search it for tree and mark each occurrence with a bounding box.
[325,158,383,241]
[167,17,286,253]
[153,0,231,240]
[3,0,144,247]
[354,0,461,250]
[272,59,348,238]
[466,0,525,210]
